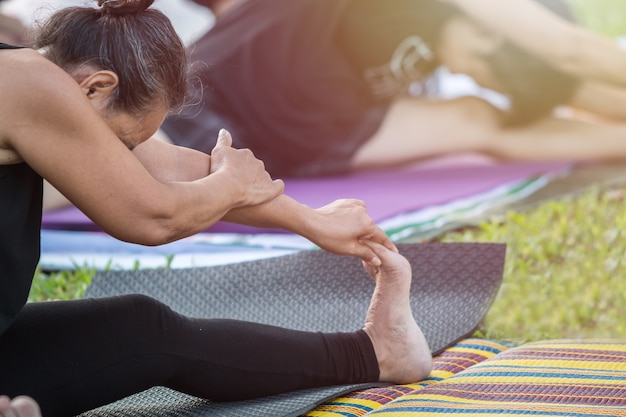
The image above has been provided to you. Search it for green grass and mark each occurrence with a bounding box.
[568,0,626,36]
[28,266,94,302]
[438,186,626,343]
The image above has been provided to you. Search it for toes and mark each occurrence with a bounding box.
[9,398,41,417]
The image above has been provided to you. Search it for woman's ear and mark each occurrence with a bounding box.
[79,70,119,108]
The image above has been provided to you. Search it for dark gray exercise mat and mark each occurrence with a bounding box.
[80,242,506,417]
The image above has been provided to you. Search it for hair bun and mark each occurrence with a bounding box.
[97,0,155,16]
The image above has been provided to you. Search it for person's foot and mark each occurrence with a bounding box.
[0,396,42,417]
[361,242,432,384]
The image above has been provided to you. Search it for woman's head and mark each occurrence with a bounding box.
[435,0,580,125]
[33,0,189,119]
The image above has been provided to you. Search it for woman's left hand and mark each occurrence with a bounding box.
[305,199,398,266]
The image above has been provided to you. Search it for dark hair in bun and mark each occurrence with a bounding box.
[34,0,189,115]
[98,0,155,16]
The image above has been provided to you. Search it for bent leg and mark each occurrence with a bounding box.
[351,96,501,170]
[485,116,626,162]
[353,94,626,167]
[0,295,378,417]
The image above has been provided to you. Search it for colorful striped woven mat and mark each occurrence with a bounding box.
[303,339,511,417]
[368,339,626,416]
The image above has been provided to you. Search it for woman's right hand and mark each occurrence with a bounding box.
[209,129,284,208]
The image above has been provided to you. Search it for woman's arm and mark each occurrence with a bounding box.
[132,135,212,182]
[133,138,396,265]
[223,197,396,266]
[441,0,626,87]
[4,50,282,246]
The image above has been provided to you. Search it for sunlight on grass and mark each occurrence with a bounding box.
[440,186,626,343]
[568,0,626,36]
[29,266,94,302]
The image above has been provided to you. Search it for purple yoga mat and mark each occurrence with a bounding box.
[41,161,568,234]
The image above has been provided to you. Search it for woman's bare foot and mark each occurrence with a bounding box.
[361,242,432,384]
[0,396,42,417]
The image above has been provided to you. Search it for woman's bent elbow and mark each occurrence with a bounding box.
[103,215,193,246]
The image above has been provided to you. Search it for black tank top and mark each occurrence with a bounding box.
[0,43,43,336]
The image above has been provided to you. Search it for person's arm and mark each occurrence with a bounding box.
[441,0,626,87]
[133,138,397,265]
[132,135,212,182]
[224,197,395,266]
[4,50,282,246]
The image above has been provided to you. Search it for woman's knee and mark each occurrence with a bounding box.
[102,294,181,339]
[448,96,503,150]
[451,96,502,126]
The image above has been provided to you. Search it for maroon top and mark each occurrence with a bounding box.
[162,0,447,177]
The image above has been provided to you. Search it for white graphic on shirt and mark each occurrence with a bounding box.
[363,35,434,99]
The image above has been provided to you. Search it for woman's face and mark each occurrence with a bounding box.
[102,105,169,150]
[67,63,169,150]
[436,16,504,92]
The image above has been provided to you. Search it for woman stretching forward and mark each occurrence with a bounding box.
[0,0,431,416]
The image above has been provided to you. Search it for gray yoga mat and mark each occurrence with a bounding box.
[80,242,506,417]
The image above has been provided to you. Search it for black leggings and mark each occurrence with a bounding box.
[0,294,378,417]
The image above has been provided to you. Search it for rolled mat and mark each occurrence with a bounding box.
[80,242,506,417]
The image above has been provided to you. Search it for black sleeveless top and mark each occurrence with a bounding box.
[0,43,43,337]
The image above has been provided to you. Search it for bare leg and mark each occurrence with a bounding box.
[0,397,41,417]
[351,94,626,169]
[486,116,626,161]
[361,242,432,383]
[351,96,500,170]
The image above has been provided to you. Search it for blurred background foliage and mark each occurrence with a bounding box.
[568,0,626,36]
[439,186,626,343]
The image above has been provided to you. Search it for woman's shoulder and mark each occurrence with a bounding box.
[0,49,87,153]
[1,47,66,82]
[1,48,81,96]
[1,49,82,110]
